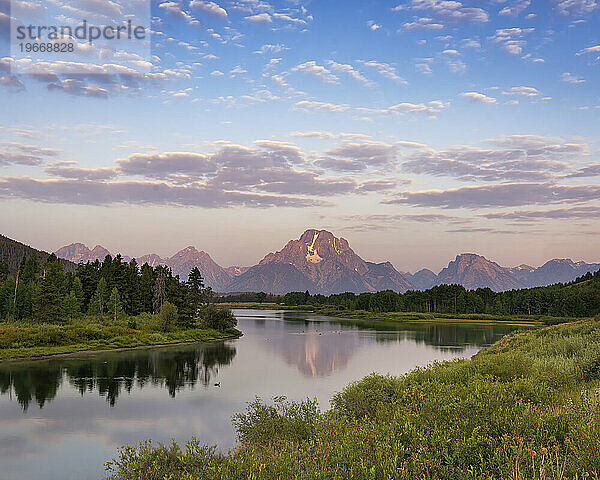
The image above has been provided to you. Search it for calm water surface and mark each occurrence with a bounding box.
[0,309,528,479]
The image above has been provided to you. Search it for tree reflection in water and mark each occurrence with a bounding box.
[0,341,237,410]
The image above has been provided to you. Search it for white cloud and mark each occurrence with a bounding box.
[190,0,228,18]
[561,72,586,84]
[502,86,540,97]
[292,61,339,84]
[326,61,373,86]
[357,61,408,84]
[499,0,531,16]
[555,0,598,16]
[245,12,272,23]
[461,92,497,104]
[490,27,535,55]
[294,100,351,113]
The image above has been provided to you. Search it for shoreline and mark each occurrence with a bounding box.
[0,332,242,363]
[321,313,539,327]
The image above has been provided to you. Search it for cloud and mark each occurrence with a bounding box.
[290,131,373,141]
[359,101,449,116]
[245,12,272,23]
[561,72,585,84]
[394,0,490,24]
[479,206,600,221]
[272,13,307,25]
[357,61,407,84]
[294,100,351,113]
[325,141,398,167]
[0,177,324,208]
[230,65,248,76]
[576,45,600,55]
[44,165,118,180]
[502,86,540,97]
[402,135,585,182]
[402,17,445,30]
[499,0,531,16]
[291,61,339,84]
[0,76,25,91]
[190,0,227,18]
[356,179,403,192]
[326,61,373,86]
[314,157,367,172]
[567,164,600,178]
[158,2,198,24]
[384,183,600,209]
[461,92,497,104]
[254,44,288,55]
[490,28,534,55]
[0,142,60,166]
[554,0,598,16]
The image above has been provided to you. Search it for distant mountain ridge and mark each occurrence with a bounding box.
[52,229,600,294]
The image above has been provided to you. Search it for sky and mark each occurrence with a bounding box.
[0,0,599,273]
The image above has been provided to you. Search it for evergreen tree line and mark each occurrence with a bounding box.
[0,253,210,326]
[280,269,600,317]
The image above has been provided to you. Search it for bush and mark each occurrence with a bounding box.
[200,306,237,333]
[233,396,320,446]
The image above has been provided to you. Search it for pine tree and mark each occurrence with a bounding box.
[36,260,65,322]
[62,291,81,320]
[88,277,109,317]
[107,287,124,322]
[71,277,83,312]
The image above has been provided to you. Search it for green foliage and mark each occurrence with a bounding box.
[88,277,109,316]
[159,301,178,332]
[200,305,237,333]
[107,287,125,322]
[233,396,321,446]
[62,291,81,320]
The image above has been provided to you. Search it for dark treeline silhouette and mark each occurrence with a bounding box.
[0,253,210,325]
[218,269,600,318]
[0,342,236,410]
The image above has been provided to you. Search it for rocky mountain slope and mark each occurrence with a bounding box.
[225,229,413,295]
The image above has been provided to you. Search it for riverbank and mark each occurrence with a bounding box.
[106,315,600,479]
[0,328,241,362]
[0,314,242,361]
[314,308,586,326]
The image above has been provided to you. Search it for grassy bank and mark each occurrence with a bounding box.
[217,302,309,310]
[315,308,587,325]
[105,316,600,480]
[0,313,241,361]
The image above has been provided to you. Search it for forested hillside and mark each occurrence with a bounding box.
[0,234,75,274]
[280,268,600,318]
[0,251,208,325]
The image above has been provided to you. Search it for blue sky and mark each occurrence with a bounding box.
[0,0,599,272]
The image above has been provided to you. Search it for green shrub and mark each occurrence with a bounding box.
[232,396,320,446]
[200,306,237,333]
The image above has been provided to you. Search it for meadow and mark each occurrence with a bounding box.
[0,312,241,360]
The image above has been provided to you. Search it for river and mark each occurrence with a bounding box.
[0,309,528,479]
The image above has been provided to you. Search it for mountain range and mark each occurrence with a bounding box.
[51,229,600,295]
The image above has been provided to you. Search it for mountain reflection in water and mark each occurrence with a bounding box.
[237,310,523,378]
